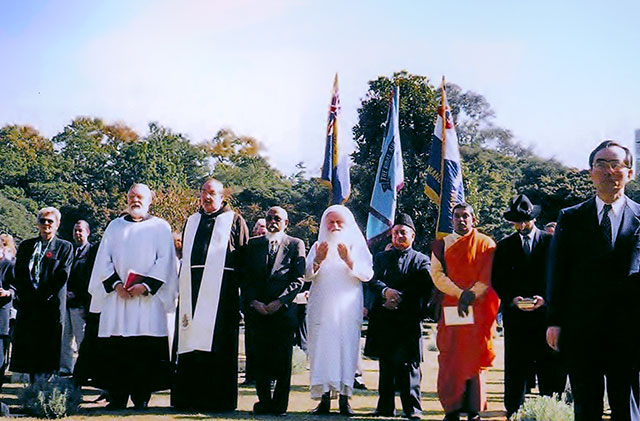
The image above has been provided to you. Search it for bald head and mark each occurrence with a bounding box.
[127,183,153,220]
[266,206,288,234]
[201,179,225,214]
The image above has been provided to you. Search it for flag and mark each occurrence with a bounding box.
[425,77,465,239]
[321,73,351,204]
[366,85,404,243]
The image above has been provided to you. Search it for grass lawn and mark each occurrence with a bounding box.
[1,324,510,420]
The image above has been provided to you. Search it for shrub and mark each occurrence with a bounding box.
[291,345,308,374]
[512,393,573,421]
[19,375,82,419]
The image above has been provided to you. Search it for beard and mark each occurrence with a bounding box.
[325,229,347,246]
[128,204,149,220]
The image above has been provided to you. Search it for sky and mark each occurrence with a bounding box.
[1,0,639,176]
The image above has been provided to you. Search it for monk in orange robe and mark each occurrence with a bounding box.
[430,203,500,421]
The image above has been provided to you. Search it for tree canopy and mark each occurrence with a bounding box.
[1,71,620,252]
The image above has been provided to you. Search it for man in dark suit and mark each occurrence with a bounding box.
[9,207,73,379]
[364,213,433,420]
[60,220,97,376]
[547,140,640,421]
[240,206,306,415]
[492,194,565,418]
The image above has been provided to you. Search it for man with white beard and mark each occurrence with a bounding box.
[305,205,373,416]
[89,183,178,410]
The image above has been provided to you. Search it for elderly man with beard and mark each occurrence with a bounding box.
[88,183,178,410]
[430,203,499,421]
[305,205,373,416]
[240,206,306,415]
[171,179,249,412]
[10,207,74,380]
[364,213,433,420]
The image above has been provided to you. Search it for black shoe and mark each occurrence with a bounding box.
[253,402,271,415]
[443,412,460,421]
[311,393,331,415]
[353,378,368,390]
[339,395,355,416]
[372,409,396,417]
[133,401,148,410]
[467,414,481,421]
[404,411,422,420]
[105,402,126,411]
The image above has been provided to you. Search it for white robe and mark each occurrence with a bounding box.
[305,241,373,398]
[89,216,178,338]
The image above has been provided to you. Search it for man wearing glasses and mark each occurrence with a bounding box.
[547,140,640,420]
[9,207,73,380]
[240,206,306,415]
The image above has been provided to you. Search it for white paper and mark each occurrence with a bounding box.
[443,306,474,326]
[293,292,308,304]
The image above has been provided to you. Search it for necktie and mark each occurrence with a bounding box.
[523,235,531,256]
[268,241,278,268]
[601,204,613,248]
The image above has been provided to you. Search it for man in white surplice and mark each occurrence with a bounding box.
[171,179,249,412]
[305,205,373,416]
[88,183,178,410]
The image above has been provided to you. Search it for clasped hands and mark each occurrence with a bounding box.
[512,295,545,311]
[313,242,353,270]
[115,283,148,299]
[252,299,283,316]
[383,288,402,310]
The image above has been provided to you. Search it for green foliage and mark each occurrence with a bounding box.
[0,192,37,240]
[512,393,574,421]
[19,375,82,418]
[0,73,610,251]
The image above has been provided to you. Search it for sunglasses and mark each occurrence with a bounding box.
[266,215,283,222]
[39,218,55,225]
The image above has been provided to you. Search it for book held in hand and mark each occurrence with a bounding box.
[124,271,145,289]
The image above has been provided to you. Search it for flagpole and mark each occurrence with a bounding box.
[435,76,447,237]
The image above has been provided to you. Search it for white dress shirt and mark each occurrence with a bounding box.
[595,195,626,245]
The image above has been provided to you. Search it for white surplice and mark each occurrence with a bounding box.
[89,216,178,338]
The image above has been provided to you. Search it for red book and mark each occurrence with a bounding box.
[124,271,145,289]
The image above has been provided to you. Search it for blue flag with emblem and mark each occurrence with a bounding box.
[425,77,465,239]
[321,73,351,204]
[366,85,404,243]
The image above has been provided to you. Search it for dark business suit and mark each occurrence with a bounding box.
[240,234,306,413]
[548,197,640,421]
[9,236,73,375]
[492,228,565,416]
[0,258,14,390]
[364,247,433,417]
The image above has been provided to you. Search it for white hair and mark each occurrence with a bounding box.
[37,207,61,223]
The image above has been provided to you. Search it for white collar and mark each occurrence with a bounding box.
[595,195,626,217]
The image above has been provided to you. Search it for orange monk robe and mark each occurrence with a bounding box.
[430,229,500,414]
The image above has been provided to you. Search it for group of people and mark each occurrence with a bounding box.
[0,140,638,421]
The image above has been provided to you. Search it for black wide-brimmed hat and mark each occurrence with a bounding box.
[394,213,416,231]
[503,194,541,223]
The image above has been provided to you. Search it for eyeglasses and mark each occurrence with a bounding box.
[593,160,630,171]
[39,218,55,225]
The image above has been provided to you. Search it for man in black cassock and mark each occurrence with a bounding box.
[364,213,433,420]
[171,179,249,412]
